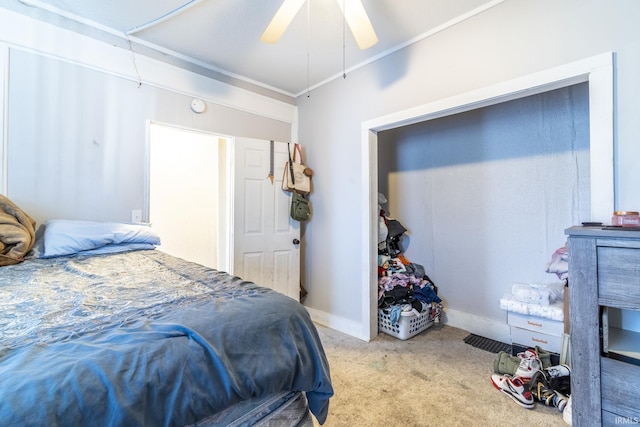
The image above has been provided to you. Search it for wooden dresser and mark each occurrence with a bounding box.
[566,227,640,426]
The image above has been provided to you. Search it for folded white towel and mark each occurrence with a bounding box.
[511,282,565,306]
[512,283,551,305]
[500,293,564,321]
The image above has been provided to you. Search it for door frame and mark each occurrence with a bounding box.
[145,120,233,272]
[0,44,8,195]
[360,53,614,341]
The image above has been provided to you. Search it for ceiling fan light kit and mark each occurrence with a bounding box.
[337,0,378,50]
[261,0,378,50]
[261,0,306,44]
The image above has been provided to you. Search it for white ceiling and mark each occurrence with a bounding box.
[3,0,500,99]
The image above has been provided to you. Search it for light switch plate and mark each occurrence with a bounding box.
[131,209,142,223]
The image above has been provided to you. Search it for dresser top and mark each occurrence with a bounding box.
[566,225,640,239]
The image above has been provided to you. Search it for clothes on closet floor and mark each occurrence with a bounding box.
[377,196,443,325]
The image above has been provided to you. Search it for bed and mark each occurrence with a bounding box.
[0,206,333,426]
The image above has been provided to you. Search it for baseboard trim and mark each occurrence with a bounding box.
[306,305,511,344]
[305,306,372,342]
[443,308,511,344]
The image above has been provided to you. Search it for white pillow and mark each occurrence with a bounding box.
[42,219,161,258]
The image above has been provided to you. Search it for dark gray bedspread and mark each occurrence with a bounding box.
[0,250,332,426]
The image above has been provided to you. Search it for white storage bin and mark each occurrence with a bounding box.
[378,308,433,340]
[510,325,563,354]
[507,311,564,337]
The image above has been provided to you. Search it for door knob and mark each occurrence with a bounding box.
[293,239,300,245]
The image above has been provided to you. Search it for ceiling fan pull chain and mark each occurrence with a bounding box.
[343,0,346,79]
[126,37,142,88]
[306,0,311,97]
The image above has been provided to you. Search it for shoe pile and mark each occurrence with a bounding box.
[490,347,572,424]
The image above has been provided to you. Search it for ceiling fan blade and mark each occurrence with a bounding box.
[336,0,378,50]
[261,0,306,44]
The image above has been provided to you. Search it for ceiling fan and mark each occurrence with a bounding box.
[261,0,378,50]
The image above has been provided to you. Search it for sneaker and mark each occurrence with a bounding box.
[550,375,572,396]
[529,369,549,389]
[530,372,553,401]
[545,364,571,378]
[516,348,539,359]
[530,377,569,412]
[563,395,572,425]
[514,351,542,381]
[490,374,535,409]
[553,391,569,412]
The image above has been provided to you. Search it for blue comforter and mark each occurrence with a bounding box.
[0,250,332,426]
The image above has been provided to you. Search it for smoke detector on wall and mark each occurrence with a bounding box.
[190,98,206,114]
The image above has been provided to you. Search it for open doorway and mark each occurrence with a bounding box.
[359,53,614,341]
[147,122,231,271]
[147,128,301,301]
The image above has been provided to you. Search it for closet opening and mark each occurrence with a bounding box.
[360,53,614,341]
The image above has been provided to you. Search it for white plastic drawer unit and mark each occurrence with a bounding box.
[510,325,562,354]
[507,311,564,337]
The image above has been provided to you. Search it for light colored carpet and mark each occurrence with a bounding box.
[313,323,567,427]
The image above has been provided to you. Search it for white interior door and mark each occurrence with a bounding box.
[232,137,300,300]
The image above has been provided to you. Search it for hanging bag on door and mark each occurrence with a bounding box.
[282,143,311,194]
[290,191,311,221]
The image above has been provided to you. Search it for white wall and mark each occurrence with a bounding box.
[297,0,640,340]
[0,10,294,227]
[377,84,590,327]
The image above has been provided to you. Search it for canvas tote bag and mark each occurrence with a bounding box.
[282,143,311,194]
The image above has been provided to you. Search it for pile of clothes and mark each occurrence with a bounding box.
[377,193,443,325]
[545,243,569,280]
[491,347,572,425]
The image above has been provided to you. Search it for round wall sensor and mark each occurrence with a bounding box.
[190,98,206,113]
